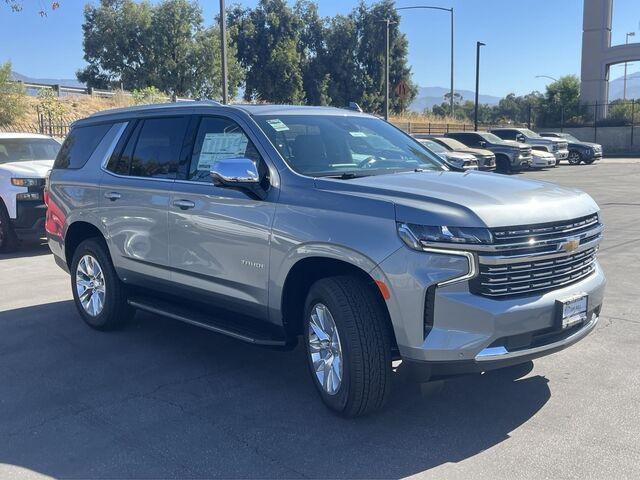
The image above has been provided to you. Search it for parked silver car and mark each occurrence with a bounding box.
[47,103,605,417]
[490,127,569,164]
[416,138,478,171]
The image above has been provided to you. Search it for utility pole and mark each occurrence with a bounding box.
[220,0,228,104]
[449,8,454,118]
[385,18,390,121]
[474,41,485,131]
[623,32,635,101]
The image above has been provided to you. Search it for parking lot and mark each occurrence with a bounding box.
[1,159,639,479]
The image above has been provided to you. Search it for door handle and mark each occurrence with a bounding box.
[104,191,122,201]
[173,199,195,210]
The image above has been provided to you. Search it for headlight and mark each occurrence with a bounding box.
[397,223,493,250]
[448,158,465,167]
[11,178,40,187]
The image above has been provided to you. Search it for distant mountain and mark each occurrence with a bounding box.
[609,71,640,100]
[410,86,501,112]
[10,71,84,89]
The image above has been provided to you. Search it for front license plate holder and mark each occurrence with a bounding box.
[555,294,588,330]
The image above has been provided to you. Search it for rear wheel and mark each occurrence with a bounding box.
[567,150,582,165]
[0,205,18,253]
[583,157,596,165]
[303,276,392,417]
[71,238,133,330]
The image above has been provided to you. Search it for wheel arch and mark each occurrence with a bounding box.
[278,254,398,352]
[64,221,107,269]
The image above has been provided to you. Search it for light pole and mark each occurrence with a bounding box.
[381,5,454,121]
[535,75,558,82]
[623,32,635,101]
[474,41,485,131]
[219,0,228,104]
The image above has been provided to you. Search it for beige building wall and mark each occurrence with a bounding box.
[581,0,640,110]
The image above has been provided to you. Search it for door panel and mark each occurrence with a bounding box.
[168,115,276,319]
[169,182,275,317]
[100,175,172,281]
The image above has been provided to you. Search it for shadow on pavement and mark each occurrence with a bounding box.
[0,242,50,260]
[0,300,551,479]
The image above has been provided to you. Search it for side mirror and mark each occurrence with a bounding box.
[479,141,487,148]
[516,134,526,142]
[210,157,267,199]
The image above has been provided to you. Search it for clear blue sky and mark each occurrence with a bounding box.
[1,0,638,97]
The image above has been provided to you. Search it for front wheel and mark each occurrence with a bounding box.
[304,276,392,417]
[567,150,582,165]
[71,238,134,330]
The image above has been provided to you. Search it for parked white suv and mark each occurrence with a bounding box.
[0,133,61,251]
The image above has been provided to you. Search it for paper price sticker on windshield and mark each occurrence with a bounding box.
[266,119,290,132]
[349,131,367,137]
[197,133,248,169]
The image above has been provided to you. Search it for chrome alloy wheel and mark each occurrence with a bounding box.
[76,254,106,317]
[308,303,343,395]
[568,151,581,165]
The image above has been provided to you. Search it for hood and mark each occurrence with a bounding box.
[531,149,554,158]
[458,147,494,157]
[0,160,54,178]
[573,141,601,149]
[445,151,476,161]
[501,140,530,150]
[315,170,598,228]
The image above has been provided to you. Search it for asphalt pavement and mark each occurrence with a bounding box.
[0,158,639,479]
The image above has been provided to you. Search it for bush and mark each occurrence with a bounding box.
[0,61,28,124]
[132,86,167,105]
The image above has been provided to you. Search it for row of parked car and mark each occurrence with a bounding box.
[414,128,603,173]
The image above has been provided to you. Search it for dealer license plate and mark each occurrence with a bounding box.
[558,294,588,329]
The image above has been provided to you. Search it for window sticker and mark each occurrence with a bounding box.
[266,119,290,132]
[197,132,248,170]
[349,131,367,137]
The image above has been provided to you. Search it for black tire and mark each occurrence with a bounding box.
[303,276,392,417]
[567,150,582,165]
[70,238,133,330]
[0,203,18,253]
[583,158,596,165]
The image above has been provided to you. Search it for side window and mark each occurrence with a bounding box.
[129,117,189,179]
[54,123,113,169]
[495,130,515,140]
[187,116,264,184]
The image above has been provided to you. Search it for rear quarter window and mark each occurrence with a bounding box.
[53,123,113,169]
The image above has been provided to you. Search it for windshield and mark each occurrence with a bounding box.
[0,138,60,164]
[418,139,448,154]
[520,128,541,138]
[254,114,445,177]
[438,137,466,150]
[478,132,505,143]
[560,133,578,142]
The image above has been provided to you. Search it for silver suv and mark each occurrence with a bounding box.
[47,102,606,417]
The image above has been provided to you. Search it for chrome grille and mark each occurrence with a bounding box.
[471,214,602,299]
[472,247,597,297]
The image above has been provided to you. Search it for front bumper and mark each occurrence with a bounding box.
[11,200,47,240]
[554,149,569,160]
[372,247,605,374]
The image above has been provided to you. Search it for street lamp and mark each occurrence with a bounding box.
[219,0,228,104]
[381,5,454,121]
[474,41,485,131]
[623,32,636,101]
[535,75,558,82]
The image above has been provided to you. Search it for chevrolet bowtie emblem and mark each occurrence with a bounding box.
[560,238,580,253]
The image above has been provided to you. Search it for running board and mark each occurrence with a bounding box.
[128,297,288,347]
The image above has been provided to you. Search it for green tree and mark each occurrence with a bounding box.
[4,0,60,15]
[353,0,417,114]
[537,75,585,126]
[78,0,242,98]
[324,14,362,108]
[0,61,28,124]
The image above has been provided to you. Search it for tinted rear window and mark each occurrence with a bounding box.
[53,123,113,169]
[108,117,188,179]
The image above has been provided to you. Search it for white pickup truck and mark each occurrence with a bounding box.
[0,133,61,252]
